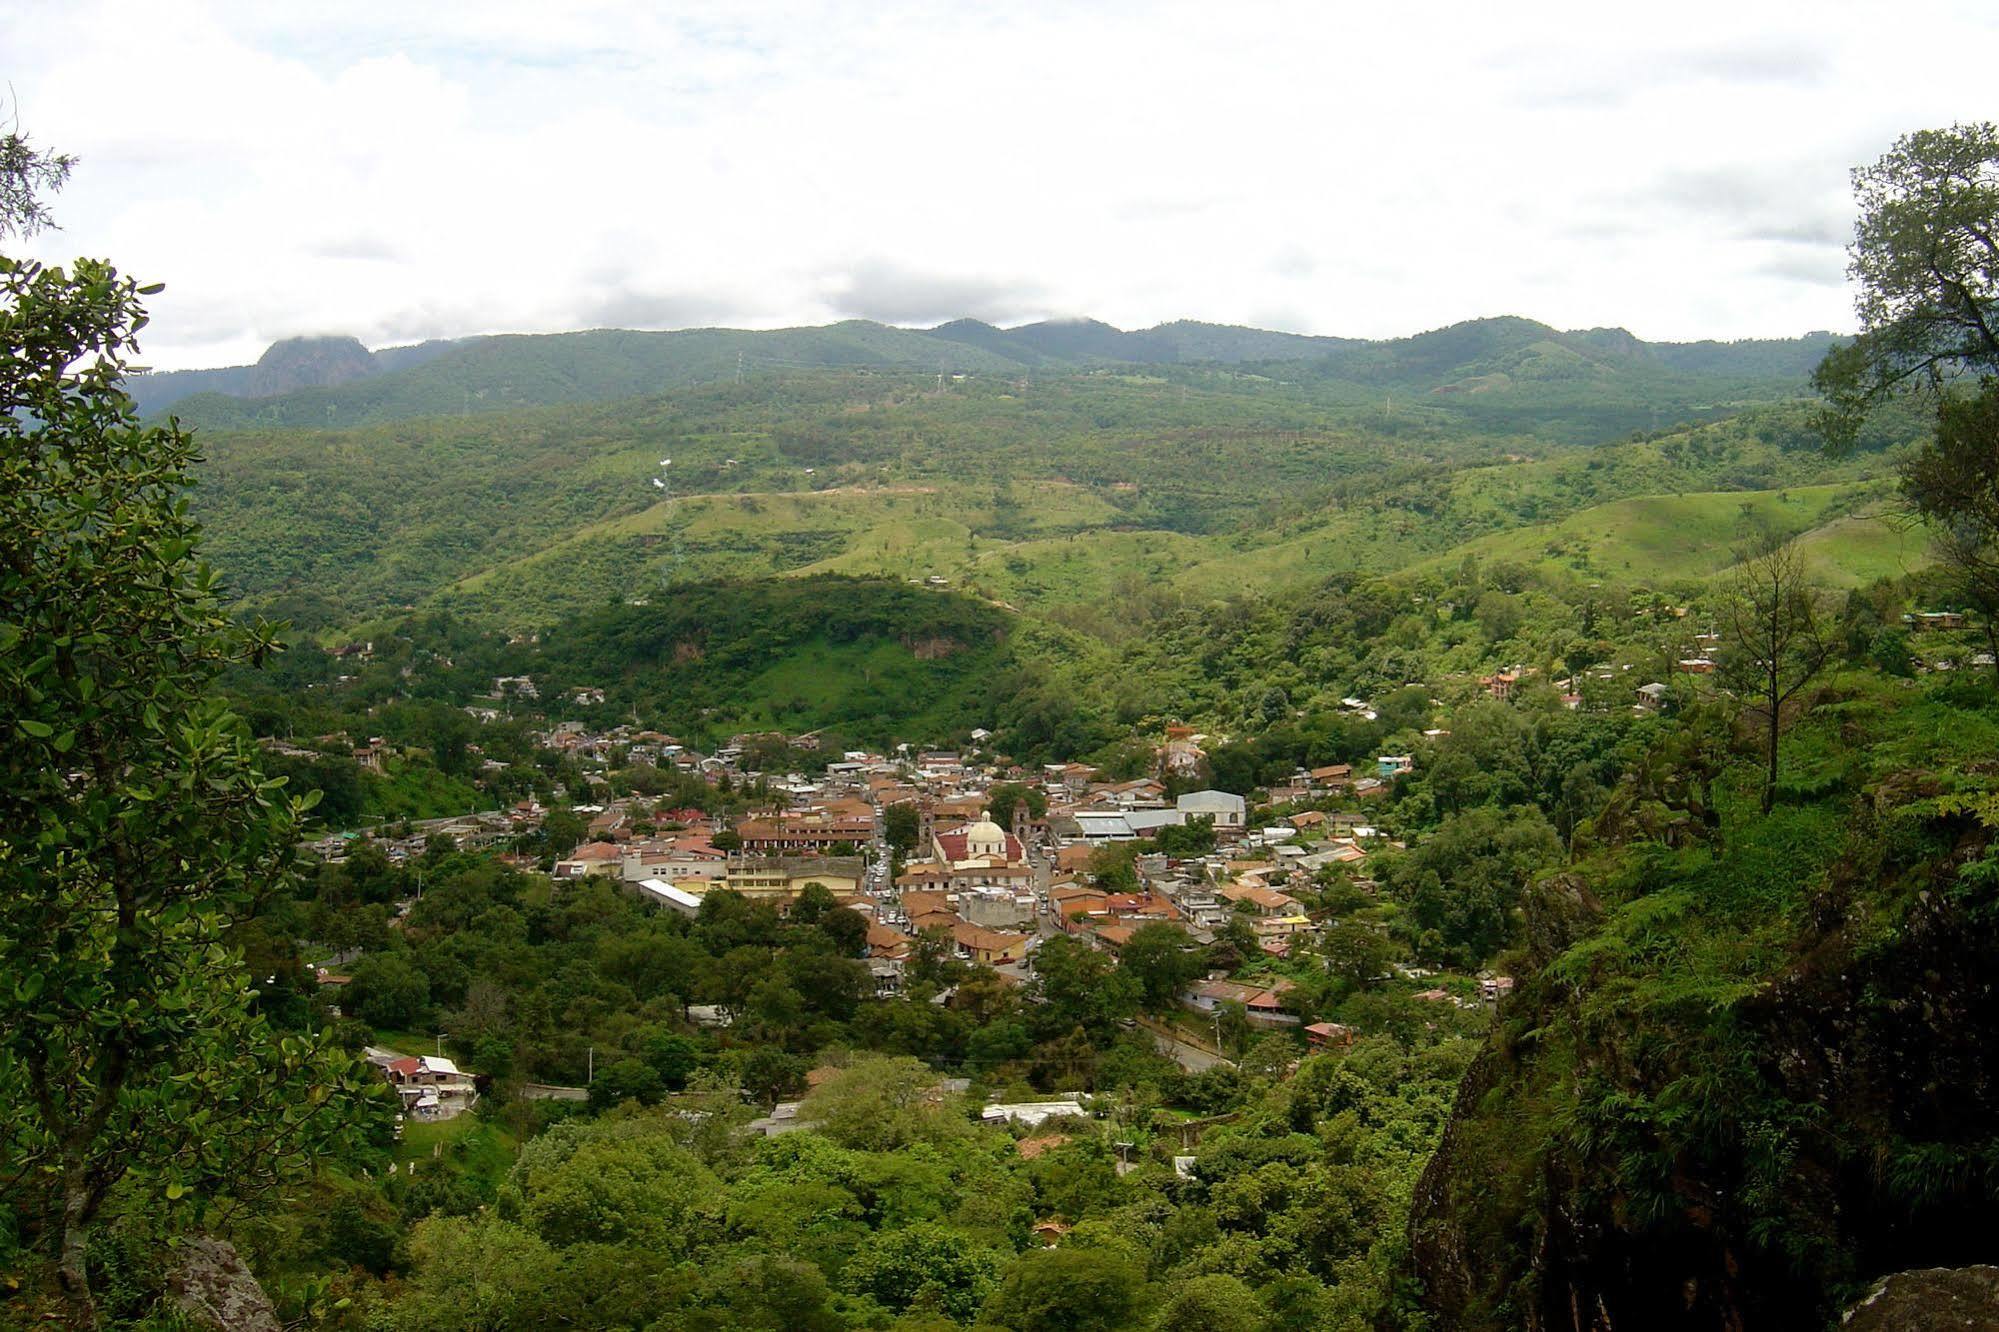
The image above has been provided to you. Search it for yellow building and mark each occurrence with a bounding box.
[722,855,864,905]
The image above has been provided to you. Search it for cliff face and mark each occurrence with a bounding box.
[1407,773,1999,1330]
[244,334,378,397]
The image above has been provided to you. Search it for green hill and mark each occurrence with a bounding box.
[141,314,1837,436]
[1400,482,1914,586]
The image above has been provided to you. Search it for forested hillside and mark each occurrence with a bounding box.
[146,313,1833,432]
[181,329,1916,639]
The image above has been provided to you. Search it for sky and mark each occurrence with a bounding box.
[8,1,1999,370]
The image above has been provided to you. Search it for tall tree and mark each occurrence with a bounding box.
[1717,541,1833,814]
[1816,124,1999,673]
[1814,122,1999,438]
[0,181,373,1314]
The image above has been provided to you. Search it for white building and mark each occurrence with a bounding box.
[1176,790,1247,830]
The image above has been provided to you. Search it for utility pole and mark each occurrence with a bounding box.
[587,1046,595,1084]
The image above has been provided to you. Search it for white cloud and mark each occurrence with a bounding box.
[6,0,1998,367]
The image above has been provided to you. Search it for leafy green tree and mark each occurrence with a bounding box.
[0,125,74,241]
[739,1046,808,1106]
[1384,806,1562,965]
[1815,124,1999,674]
[1118,922,1204,1012]
[801,1056,963,1152]
[882,800,921,856]
[347,953,432,1031]
[588,1057,665,1110]
[1815,122,1999,444]
[982,1247,1145,1332]
[694,1253,843,1332]
[1319,920,1393,991]
[0,245,374,1312]
[1155,1273,1262,1332]
[790,879,838,924]
[643,1030,702,1090]
[818,904,870,957]
[1868,626,1915,678]
[394,1217,557,1332]
[840,1222,1002,1321]
[985,781,1048,832]
[1150,814,1216,858]
[511,1129,714,1250]
[1029,936,1140,1036]
[541,806,587,857]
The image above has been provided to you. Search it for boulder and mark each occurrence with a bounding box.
[1844,1266,1999,1330]
[166,1236,281,1332]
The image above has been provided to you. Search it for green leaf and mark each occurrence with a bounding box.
[17,719,52,738]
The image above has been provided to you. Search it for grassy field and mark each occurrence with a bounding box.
[394,1113,518,1193]
[1400,482,1912,586]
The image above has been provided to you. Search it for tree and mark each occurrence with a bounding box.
[817,904,870,957]
[1814,123,1999,445]
[982,1247,1144,1332]
[1150,814,1216,858]
[588,1057,665,1110]
[0,238,373,1312]
[541,806,587,858]
[0,123,74,241]
[1319,920,1392,991]
[1118,922,1204,1012]
[347,953,432,1031]
[1815,125,1999,676]
[1028,936,1139,1036]
[790,880,838,924]
[840,1222,1002,1322]
[1382,806,1562,966]
[642,1030,702,1090]
[1900,384,1999,678]
[1717,540,1834,814]
[801,1056,963,1152]
[882,800,921,856]
[985,781,1046,832]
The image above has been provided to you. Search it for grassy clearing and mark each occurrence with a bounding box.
[394,1113,519,1193]
[1403,482,1895,585]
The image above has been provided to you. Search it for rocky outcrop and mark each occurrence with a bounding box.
[166,1236,281,1332]
[244,335,378,398]
[1842,1266,1999,1330]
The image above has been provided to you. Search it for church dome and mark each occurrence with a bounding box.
[964,813,1007,858]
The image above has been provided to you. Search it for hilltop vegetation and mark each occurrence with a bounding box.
[182,325,1919,640]
[140,313,1837,431]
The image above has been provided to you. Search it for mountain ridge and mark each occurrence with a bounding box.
[131,315,1843,429]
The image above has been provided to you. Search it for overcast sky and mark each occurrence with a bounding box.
[9,1,1998,369]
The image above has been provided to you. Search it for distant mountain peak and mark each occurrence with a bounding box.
[247,335,377,398]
